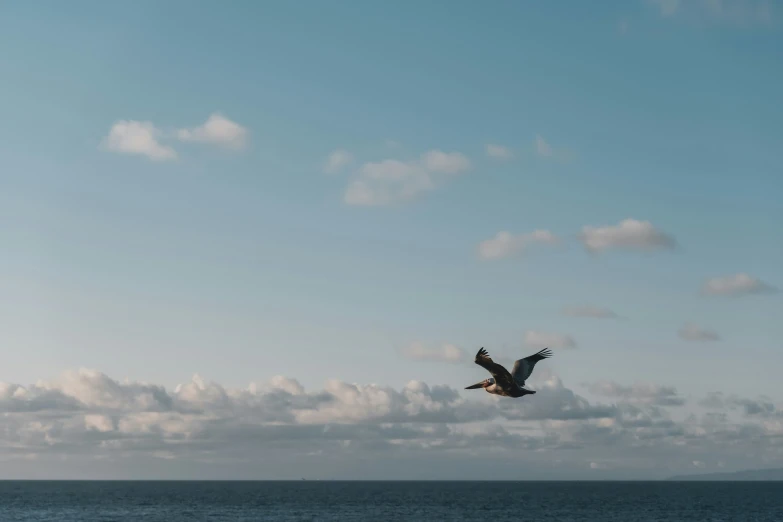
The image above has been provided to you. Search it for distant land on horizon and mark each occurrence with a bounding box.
[667,468,783,481]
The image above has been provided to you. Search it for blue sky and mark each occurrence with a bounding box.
[0,0,781,479]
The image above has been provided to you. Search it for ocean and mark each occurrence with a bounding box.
[0,481,781,521]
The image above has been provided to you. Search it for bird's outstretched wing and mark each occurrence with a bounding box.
[474,348,515,388]
[511,348,552,385]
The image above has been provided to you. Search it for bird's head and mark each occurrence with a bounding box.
[465,378,492,390]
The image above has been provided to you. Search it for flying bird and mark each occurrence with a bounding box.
[465,347,552,398]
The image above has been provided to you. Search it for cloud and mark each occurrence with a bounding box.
[400,342,465,363]
[649,0,682,16]
[102,120,178,161]
[535,135,553,157]
[700,273,777,297]
[698,392,778,418]
[524,330,577,350]
[578,218,676,253]
[421,150,471,173]
[477,230,559,260]
[585,381,686,407]
[532,135,573,162]
[502,371,617,421]
[648,0,774,26]
[678,323,720,342]
[486,144,513,160]
[103,113,249,161]
[344,150,470,206]
[323,149,354,173]
[2,368,783,479]
[177,113,248,150]
[561,305,618,319]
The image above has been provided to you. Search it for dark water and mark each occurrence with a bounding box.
[0,481,781,521]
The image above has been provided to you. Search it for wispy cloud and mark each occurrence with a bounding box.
[578,218,677,253]
[561,305,618,319]
[532,134,574,162]
[648,0,775,26]
[477,230,559,260]
[323,149,354,174]
[700,273,777,297]
[485,144,513,160]
[524,330,577,350]
[535,135,554,157]
[344,150,470,206]
[585,380,686,406]
[400,342,465,363]
[649,0,682,16]
[678,323,720,342]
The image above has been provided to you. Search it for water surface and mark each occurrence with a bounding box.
[0,480,780,521]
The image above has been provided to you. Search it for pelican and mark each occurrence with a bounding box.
[465,347,552,398]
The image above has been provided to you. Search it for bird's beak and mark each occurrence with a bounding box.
[465,381,485,390]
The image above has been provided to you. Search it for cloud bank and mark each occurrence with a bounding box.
[1,368,782,479]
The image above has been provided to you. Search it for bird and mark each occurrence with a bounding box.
[464,347,552,398]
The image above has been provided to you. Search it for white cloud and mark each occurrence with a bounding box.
[477,230,559,260]
[177,113,248,150]
[2,368,783,479]
[85,414,115,433]
[103,120,177,161]
[401,342,465,363]
[324,149,354,173]
[561,305,618,319]
[700,273,777,297]
[524,330,577,350]
[344,150,470,206]
[486,144,513,160]
[678,323,720,342]
[578,218,676,253]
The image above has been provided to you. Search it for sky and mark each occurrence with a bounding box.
[0,0,781,479]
